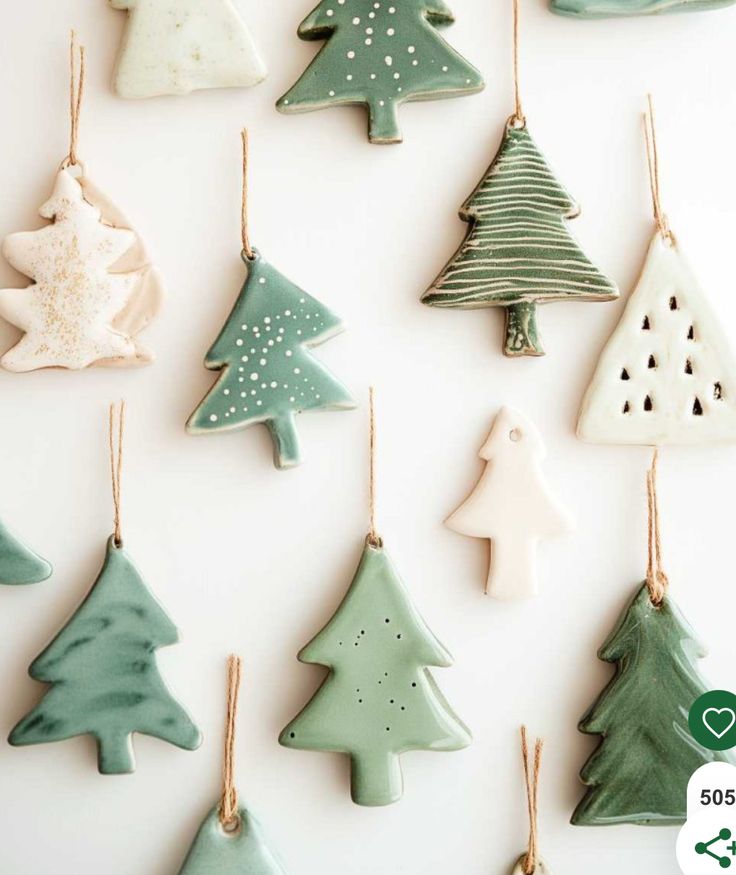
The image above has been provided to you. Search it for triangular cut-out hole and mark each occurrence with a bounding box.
[693,398,704,416]
[648,355,656,369]
[620,368,630,381]
[623,401,631,414]
[685,359,693,375]
[669,296,678,311]
[642,315,651,330]
[714,382,723,400]
[644,396,653,412]
[687,325,695,340]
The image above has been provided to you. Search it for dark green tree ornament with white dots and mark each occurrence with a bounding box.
[276,0,484,144]
[280,539,471,805]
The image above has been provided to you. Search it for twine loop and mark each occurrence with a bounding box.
[366,387,383,548]
[508,0,526,129]
[646,450,669,606]
[241,130,254,261]
[108,401,125,548]
[520,726,544,875]
[60,31,85,171]
[644,95,675,246]
[220,655,243,831]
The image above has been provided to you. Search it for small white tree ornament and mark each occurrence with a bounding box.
[446,408,573,600]
[578,234,736,446]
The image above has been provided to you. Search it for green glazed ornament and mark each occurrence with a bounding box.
[573,583,730,826]
[177,806,288,875]
[551,0,734,17]
[187,250,355,469]
[276,0,484,144]
[9,536,202,773]
[423,122,618,356]
[0,518,51,585]
[280,539,471,806]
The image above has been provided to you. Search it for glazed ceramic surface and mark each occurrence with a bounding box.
[9,537,201,773]
[0,519,51,585]
[423,122,618,356]
[0,169,162,371]
[578,233,736,446]
[573,583,730,826]
[277,0,484,144]
[279,541,471,807]
[446,408,573,599]
[551,0,735,16]
[177,806,288,875]
[510,857,554,875]
[110,0,267,98]
[187,249,355,469]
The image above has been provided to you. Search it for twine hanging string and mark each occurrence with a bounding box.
[61,31,86,170]
[241,130,254,260]
[366,387,383,548]
[220,654,243,831]
[643,95,674,245]
[646,450,669,606]
[520,726,544,875]
[108,401,125,547]
[510,0,525,127]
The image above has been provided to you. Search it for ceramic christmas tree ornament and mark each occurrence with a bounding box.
[9,404,201,773]
[422,2,617,355]
[110,0,267,99]
[187,132,355,469]
[573,455,729,826]
[177,657,289,875]
[0,37,163,372]
[280,392,470,806]
[0,519,51,586]
[551,0,735,18]
[276,0,484,144]
[446,408,573,599]
[578,99,736,446]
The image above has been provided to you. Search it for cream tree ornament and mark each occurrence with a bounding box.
[0,169,163,371]
[110,0,267,99]
[446,408,573,599]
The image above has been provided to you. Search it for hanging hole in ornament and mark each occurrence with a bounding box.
[620,368,630,381]
[685,358,693,375]
[219,815,242,838]
[508,114,526,130]
[622,401,631,414]
[714,382,723,400]
[509,428,522,442]
[693,398,704,416]
[59,157,86,178]
[642,315,651,331]
[643,395,653,412]
[647,355,656,369]
[687,325,695,341]
[669,296,678,311]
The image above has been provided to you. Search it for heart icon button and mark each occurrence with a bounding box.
[703,707,736,740]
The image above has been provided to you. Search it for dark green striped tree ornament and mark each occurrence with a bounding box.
[9,403,201,774]
[187,132,355,468]
[423,0,618,357]
[177,657,289,875]
[0,517,51,586]
[573,454,730,826]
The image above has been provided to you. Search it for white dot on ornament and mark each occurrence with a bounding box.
[389,5,396,10]
[264,317,271,324]
[256,400,263,406]
[326,7,333,14]
[259,277,266,284]
[393,73,400,79]
[286,350,293,357]
[329,90,335,96]
[387,28,395,35]
[241,324,247,330]
[294,368,301,374]
[241,392,247,398]
[385,55,392,65]
[223,389,230,395]
[260,358,266,365]
[442,66,448,72]
[408,46,415,53]
[229,407,236,414]
[209,414,218,422]
[347,75,353,80]
[370,73,377,79]
[270,381,278,388]
[412,60,418,65]
[353,16,360,23]
[236,339,243,346]
[365,38,372,45]
[379,100,385,106]
[366,27,373,34]
[290,396,295,402]
[347,51,355,59]
[250,373,259,380]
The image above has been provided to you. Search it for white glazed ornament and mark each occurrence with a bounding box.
[0,169,163,371]
[110,0,267,99]
[578,233,736,445]
[446,408,573,600]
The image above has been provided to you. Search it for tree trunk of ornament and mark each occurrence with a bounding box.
[350,751,404,806]
[368,100,401,144]
[268,414,301,469]
[98,733,135,775]
[487,536,537,599]
[504,301,544,357]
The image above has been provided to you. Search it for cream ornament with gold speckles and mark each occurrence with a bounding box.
[0,169,163,372]
[110,0,267,98]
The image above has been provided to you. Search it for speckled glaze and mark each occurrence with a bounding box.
[279,541,471,806]
[551,0,735,16]
[187,250,356,469]
[0,519,51,585]
[177,806,288,875]
[277,0,484,144]
[9,537,201,774]
[573,583,731,826]
[423,123,618,356]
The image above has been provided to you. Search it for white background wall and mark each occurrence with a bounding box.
[1,0,735,872]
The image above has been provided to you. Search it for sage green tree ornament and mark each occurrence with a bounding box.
[0,518,51,585]
[573,457,729,826]
[187,133,355,468]
[276,0,484,144]
[9,404,201,774]
[551,0,735,17]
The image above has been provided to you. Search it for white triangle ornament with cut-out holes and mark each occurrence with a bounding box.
[577,233,736,446]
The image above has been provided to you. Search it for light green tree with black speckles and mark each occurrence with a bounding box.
[279,541,471,806]
[277,0,484,144]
